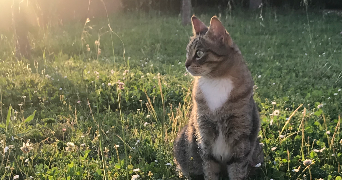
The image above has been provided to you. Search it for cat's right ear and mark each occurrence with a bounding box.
[191,16,208,36]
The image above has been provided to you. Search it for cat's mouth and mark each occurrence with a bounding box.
[186,66,207,76]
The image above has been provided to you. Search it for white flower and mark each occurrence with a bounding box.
[131,174,140,180]
[64,76,67,78]
[144,122,150,127]
[292,168,299,172]
[135,140,140,145]
[4,146,9,153]
[271,101,276,105]
[154,160,158,163]
[271,147,277,151]
[59,88,62,90]
[338,89,341,92]
[108,83,112,86]
[114,145,120,148]
[334,93,338,96]
[279,135,285,139]
[326,131,330,135]
[20,141,33,153]
[259,143,264,147]
[317,104,323,108]
[133,168,140,172]
[25,158,29,163]
[273,110,280,116]
[165,163,172,166]
[146,115,150,118]
[303,159,312,166]
[258,75,261,78]
[254,163,261,167]
[67,142,75,147]
[13,175,19,180]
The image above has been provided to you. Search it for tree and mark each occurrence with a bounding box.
[181,0,191,26]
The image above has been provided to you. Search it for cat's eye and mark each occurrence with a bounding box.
[195,50,204,59]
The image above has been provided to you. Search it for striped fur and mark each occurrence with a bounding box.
[174,16,264,180]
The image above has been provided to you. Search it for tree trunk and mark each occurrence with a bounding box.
[181,0,191,26]
[249,0,262,10]
[13,0,31,59]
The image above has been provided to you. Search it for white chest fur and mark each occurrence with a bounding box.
[198,77,234,112]
[212,129,230,161]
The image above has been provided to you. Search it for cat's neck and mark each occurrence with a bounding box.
[197,77,234,112]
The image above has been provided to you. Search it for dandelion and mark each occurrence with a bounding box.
[271,101,276,105]
[254,163,261,167]
[271,147,277,151]
[133,168,140,172]
[20,141,33,153]
[303,159,312,166]
[13,175,19,180]
[273,110,280,116]
[131,175,140,180]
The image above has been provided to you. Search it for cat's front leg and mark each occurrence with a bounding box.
[201,154,220,180]
[226,138,251,180]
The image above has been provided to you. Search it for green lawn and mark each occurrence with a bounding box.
[0,8,341,179]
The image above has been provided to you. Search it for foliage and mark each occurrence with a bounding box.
[0,8,342,179]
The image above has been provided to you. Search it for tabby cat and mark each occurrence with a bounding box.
[173,16,264,180]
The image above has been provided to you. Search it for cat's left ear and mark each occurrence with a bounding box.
[207,16,233,47]
[191,16,208,36]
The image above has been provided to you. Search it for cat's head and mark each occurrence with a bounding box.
[185,16,240,78]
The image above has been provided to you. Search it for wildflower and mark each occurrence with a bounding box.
[111,69,115,74]
[144,122,150,127]
[326,131,330,135]
[334,93,338,96]
[62,128,66,132]
[59,88,62,90]
[4,146,9,153]
[292,168,299,172]
[271,101,276,105]
[133,168,140,172]
[25,158,29,163]
[86,18,90,23]
[338,89,341,92]
[254,163,261,167]
[13,175,19,180]
[22,96,26,99]
[279,135,285,139]
[64,76,67,78]
[154,160,158,163]
[271,147,277,151]
[259,143,264,147]
[178,62,181,64]
[303,159,312,166]
[258,75,261,78]
[117,80,125,90]
[94,71,99,75]
[66,142,75,152]
[317,104,323,108]
[131,175,140,180]
[80,143,86,147]
[273,110,280,116]
[77,101,81,104]
[20,141,33,153]
[165,163,172,166]
[114,145,120,148]
[146,115,150,118]
[123,70,129,75]
[95,40,100,46]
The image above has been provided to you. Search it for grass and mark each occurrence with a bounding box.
[0,7,342,180]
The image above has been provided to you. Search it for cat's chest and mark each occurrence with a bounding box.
[198,78,234,112]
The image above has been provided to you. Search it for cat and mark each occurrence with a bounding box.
[173,16,264,180]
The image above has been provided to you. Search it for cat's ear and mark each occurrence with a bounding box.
[191,16,208,36]
[207,16,233,47]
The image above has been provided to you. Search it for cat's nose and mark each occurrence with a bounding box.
[185,62,191,68]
